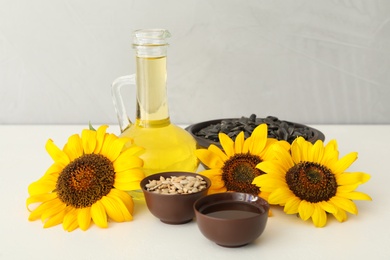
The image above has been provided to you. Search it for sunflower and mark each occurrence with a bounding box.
[253,136,372,227]
[195,124,288,195]
[26,125,145,231]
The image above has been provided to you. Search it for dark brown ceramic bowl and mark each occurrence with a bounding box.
[185,117,325,149]
[193,192,269,247]
[141,172,211,224]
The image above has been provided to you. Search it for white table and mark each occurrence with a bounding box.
[0,124,389,260]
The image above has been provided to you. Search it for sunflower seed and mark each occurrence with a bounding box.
[145,175,207,195]
[195,114,318,144]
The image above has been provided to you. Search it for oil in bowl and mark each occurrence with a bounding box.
[194,192,269,247]
[200,201,263,219]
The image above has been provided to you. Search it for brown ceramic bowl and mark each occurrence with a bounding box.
[193,192,269,247]
[185,117,325,149]
[141,172,211,224]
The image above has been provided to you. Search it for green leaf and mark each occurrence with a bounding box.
[88,121,96,131]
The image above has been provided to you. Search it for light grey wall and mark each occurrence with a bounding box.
[1,0,389,125]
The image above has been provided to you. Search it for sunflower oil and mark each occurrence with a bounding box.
[122,122,198,176]
[112,29,199,176]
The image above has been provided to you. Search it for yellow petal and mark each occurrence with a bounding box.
[337,191,372,201]
[43,209,67,228]
[291,138,302,163]
[337,183,361,193]
[63,208,79,231]
[284,196,301,214]
[113,154,144,172]
[311,203,327,227]
[102,136,130,162]
[273,147,294,172]
[195,149,224,169]
[111,137,131,162]
[94,125,109,154]
[197,169,225,190]
[276,140,290,151]
[331,152,358,174]
[259,191,270,201]
[108,189,134,215]
[45,139,70,167]
[99,133,116,157]
[100,196,124,222]
[81,129,97,154]
[234,131,245,154]
[268,188,292,205]
[115,168,144,183]
[332,206,348,222]
[118,145,144,157]
[320,140,339,166]
[311,140,324,163]
[298,137,311,162]
[198,168,222,180]
[325,139,338,153]
[26,193,58,211]
[219,132,235,157]
[261,140,284,160]
[41,201,67,222]
[256,160,287,178]
[78,207,92,231]
[305,140,314,162]
[253,176,282,194]
[251,174,266,187]
[318,200,337,214]
[298,200,314,221]
[336,172,371,186]
[329,196,358,215]
[66,221,79,232]
[242,136,252,153]
[209,179,226,190]
[248,124,267,155]
[108,195,133,222]
[252,175,287,192]
[63,134,83,161]
[207,186,228,194]
[91,200,108,228]
[28,198,63,221]
[43,163,63,176]
[28,176,57,196]
[208,144,228,161]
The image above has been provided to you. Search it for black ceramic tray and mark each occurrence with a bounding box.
[185,117,325,149]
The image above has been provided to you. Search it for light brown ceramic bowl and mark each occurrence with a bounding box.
[141,172,211,224]
[193,192,269,247]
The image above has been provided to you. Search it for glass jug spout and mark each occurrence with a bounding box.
[132,29,171,47]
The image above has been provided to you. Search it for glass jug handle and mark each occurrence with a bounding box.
[111,74,135,132]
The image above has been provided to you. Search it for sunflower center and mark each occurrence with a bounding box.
[222,153,263,195]
[56,154,115,208]
[285,161,337,203]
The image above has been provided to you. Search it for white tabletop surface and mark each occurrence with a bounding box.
[0,124,389,260]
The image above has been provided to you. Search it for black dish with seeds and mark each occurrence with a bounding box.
[185,115,325,149]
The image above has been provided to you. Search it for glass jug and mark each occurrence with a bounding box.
[112,29,199,176]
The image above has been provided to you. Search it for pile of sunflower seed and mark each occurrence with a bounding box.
[195,114,315,144]
[145,175,207,195]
